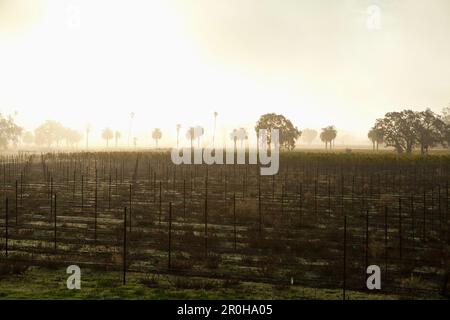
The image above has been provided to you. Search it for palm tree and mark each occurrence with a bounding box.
[329,127,337,148]
[186,127,195,150]
[368,128,384,151]
[102,128,114,147]
[114,131,121,148]
[85,123,92,149]
[128,112,135,147]
[195,126,204,148]
[320,126,337,150]
[176,124,181,149]
[236,128,248,149]
[230,129,238,150]
[213,112,218,147]
[185,126,204,149]
[152,128,162,148]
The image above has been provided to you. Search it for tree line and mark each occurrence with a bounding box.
[0,106,449,153]
[370,108,450,154]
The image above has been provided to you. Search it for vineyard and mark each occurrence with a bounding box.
[0,151,449,299]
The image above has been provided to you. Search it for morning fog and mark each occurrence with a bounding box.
[171,129,280,175]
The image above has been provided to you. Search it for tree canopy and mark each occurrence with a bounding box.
[34,120,81,148]
[255,113,301,150]
[320,126,337,150]
[0,113,22,149]
[374,109,448,154]
[301,129,318,145]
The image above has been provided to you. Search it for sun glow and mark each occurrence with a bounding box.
[0,0,322,147]
[1,0,449,148]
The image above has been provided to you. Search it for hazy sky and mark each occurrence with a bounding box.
[0,0,449,147]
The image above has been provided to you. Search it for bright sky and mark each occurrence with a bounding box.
[0,0,449,147]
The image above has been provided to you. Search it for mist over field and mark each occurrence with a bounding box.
[0,0,449,303]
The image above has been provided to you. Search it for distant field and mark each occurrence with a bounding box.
[0,151,449,299]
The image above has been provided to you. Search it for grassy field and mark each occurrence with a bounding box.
[0,266,422,300]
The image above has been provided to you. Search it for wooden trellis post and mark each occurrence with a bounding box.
[5,198,8,257]
[129,184,132,233]
[411,195,415,241]
[183,179,186,219]
[94,170,98,243]
[258,177,262,235]
[108,174,112,209]
[365,209,369,272]
[233,193,237,251]
[54,194,57,251]
[159,181,162,225]
[50,176,53,220]
[423,189,426,240]
[384,206,388,278]
[123,207,127,285]
[399,197,402,259]
[15,180,18,225]
[72,169,76,200]
[81,175,84,212]
[314,179,318,217]
[168,202,172,269]
[343,215,347,301]
[204,177,208,258]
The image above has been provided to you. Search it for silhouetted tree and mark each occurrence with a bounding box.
[443,104,450,125]
[176,124,181,148]
[441,105,450,149]
[195,126,204,148]
[35,120,64,148]
[186,127,195,150]
[374,110,418,154]
[152,128,162,148]
[102,128,114,147]
[414,109,446,154]
[373,109,445,154]
[85,123,92,149]
[114,131,121,148]
[255,113,301,150]
[443,126,450,150]
[301,129,318,145]
[186,126,204,149]
[373,109,450,154]
[368,127,384,151]
[230,129,238,150]
[213,112,218,147]
[320,126,337,150]
[236,128,248,148]
[0,113,22,150]
[64,128,82,148]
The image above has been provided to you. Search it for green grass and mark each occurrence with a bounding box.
[0,266,419,300]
